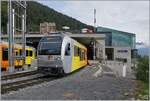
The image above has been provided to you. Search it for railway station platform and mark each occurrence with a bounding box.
[1,58,38,77]
[2,63,137,100]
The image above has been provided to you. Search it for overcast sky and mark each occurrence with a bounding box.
[38,0,149,46]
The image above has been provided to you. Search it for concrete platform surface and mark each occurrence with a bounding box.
[2,64,136,100]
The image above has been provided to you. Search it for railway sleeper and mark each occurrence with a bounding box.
[37,67,65,76]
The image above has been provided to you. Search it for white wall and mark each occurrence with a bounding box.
[105,46,132,77]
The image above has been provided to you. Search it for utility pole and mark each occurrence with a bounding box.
[94,8,96,32]
[7,1,27,72]
[0,0,1,69]
[93,9,96,60]
[93,40,96,60]
[8,0,14,72]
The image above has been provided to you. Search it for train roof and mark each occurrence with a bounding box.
[1,41,35,49]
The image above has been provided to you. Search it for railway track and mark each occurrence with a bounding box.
[1,71,58,94]
[1,70,38,80]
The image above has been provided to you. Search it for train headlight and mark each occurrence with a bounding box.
[56,65,58,68]
[56,57,61,60]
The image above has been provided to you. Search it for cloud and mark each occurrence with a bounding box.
[63,1,149,45]
[38,0,149,45]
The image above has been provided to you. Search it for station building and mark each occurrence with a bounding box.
[96,26,136,62]
[96,26,137,76]
[96,26,136,49]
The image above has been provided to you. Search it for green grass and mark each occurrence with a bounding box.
[137,81,149,100]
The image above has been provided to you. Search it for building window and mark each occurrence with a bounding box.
[131,49,137,58]
[117,50,128,53]
[105,48,114,60]
[115,58,127,63]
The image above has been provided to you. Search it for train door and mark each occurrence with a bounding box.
[19,49,24,67]
[72,45,79,71]
[28,50,33,66]
[26,49,30,65]
[14,48,19,67]
[63,43,72,73]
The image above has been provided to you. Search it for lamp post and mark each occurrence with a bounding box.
[94,8,96,32]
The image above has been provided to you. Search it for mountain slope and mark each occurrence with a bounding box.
[1,1,94,33]
[137,47,149,56]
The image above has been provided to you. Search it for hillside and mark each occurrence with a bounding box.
[137,47,149,57]
[1,1,94,33]
[136,44,149,57]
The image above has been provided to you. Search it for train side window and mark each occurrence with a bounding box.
[78,48,81,60]
[2,48,8,60]
[26,50,29,56]
[81,51,83,60]
[78,48,81,56]
[83,50,85,60]
[80,49,82,60]
[65,43,70,56]
[20,49,22,55]
[74,46,78,56]
[84,51,85,60]
[16,51,18,56]
[81,50,84,60]
[29,51,33,56]
[85,51,87,59]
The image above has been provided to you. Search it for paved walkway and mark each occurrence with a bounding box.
[2,64,136,100]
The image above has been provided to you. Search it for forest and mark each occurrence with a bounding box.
[1,1,94,33]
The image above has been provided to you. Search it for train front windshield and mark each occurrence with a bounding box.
[38,36,62,55]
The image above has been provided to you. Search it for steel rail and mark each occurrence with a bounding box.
[1,74,57,94]
[1,70,38,80]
